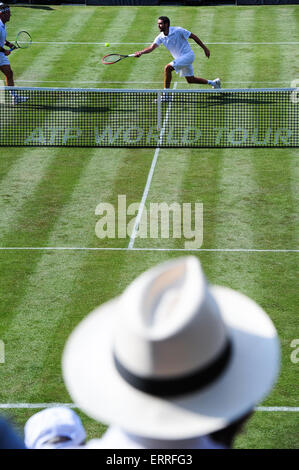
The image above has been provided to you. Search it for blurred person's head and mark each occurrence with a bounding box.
[24,406,86,449]
[62,256,280,445]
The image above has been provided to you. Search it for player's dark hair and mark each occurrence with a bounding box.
[0,3,10,13]
[158,16,170,26]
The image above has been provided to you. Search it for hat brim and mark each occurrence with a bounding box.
[62,286,280,440]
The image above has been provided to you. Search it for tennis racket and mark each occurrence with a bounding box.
[102,53,135,65]
[10,31,32,51]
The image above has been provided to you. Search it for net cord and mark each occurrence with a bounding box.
[0,86,296,93]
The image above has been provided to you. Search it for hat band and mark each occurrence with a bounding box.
[113,340,232,397]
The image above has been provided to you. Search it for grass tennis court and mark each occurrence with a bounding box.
[0,4,298,448]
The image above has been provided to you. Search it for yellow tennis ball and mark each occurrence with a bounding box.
[105,42,110,47]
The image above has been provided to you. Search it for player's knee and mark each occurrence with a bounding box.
[186,76,195,83]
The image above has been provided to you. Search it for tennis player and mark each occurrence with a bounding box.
[134,16,220,101]
[0,3,28,105]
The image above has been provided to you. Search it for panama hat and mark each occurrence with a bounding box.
[62,256,280,440]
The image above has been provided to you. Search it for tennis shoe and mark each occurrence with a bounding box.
[212,78,221,89]
[154,93,172,104]
[161,92,172,103]
[12,95,29,106]
[154,92,172,103]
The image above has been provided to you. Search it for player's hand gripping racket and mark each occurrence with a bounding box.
[10,31,32,51]
[102,53,135,65]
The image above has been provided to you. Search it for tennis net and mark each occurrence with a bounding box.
[0,86,298,147]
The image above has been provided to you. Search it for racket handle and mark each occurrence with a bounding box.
[128,54,135,57]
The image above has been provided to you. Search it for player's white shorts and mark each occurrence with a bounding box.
[0,52,10,67]
[170,52,195,77]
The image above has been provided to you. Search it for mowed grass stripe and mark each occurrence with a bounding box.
[247,9,299,409]
[37,251,131,401]
[20,10,140,143]
[212,11,263,298]
[210,7,298,413]
[282,11,299,246]
[246,253,299,407]
[272,9,299,85]
[14,7,96,84]
[46,148,134,247]
[0,149,61,240]
[1,9,99,157]
[6,6,51,45]
[92,7,154,86]
[0,148,128,401]
[274,10,299,246]
[0,147,96,338]
[0,150,138,400]
[181,9,240,254]
[67,8,140,86]
[214,7,257,239]
[249,7,299,249]
[37,250,187,401]
[175,0,232,250]
[0,9,99,235]
[11,8,70,74]
[290,150,299,245]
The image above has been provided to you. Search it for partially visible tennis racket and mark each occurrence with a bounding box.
[102,53,135,65]
[10,31,32,51]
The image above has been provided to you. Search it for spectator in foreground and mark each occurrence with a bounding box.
[26,256,280,449]
[24,406,86,449]
[62,256,280,448]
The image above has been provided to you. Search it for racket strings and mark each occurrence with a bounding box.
[102,54,123,64]
[16,31,32,49]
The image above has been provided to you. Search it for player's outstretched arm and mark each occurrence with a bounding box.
[189,33,210,58]
[134,43,158,57]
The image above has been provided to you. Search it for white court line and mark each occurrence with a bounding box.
[31,41,299,46]
[128,83,178,250]
[0,403,297,411]
[0,247,298,252]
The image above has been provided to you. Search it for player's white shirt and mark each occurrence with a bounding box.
[154,26,193,59]
[0,19,7,48]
